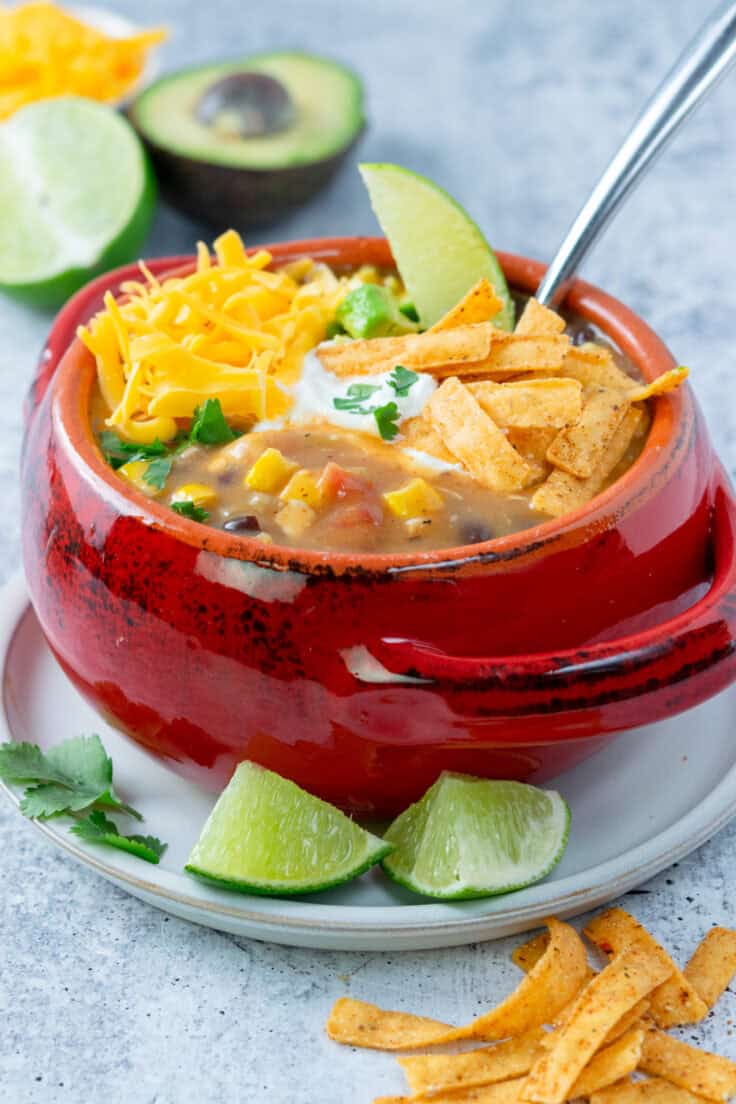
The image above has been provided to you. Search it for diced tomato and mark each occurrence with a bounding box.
[329,500,384,528]
[319,461,374,501]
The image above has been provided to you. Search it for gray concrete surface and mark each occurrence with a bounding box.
[1,2,735,1100]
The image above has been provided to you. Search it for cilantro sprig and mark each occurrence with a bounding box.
[189,398,240,445]
[100,398,240,496]
[332,377,407,441]
[70,810,167,864]
[388,366,418,397]
[333,383,382,412]
[374,402,400,441]
[0,736,167,864]
[172,500,209,523]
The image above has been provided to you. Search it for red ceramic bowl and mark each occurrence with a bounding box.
[21,239,736,815]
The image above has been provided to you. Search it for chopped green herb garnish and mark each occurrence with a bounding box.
[99,432,168,469]
[388,365,418,397]
[0,735,142,820]
[374,401,401,441]
[70,810,167,864]
[143,456,173,491]
[399,301,420,322]
[172,500,209,523]
[190,398,240,445]
[333,382,382,412]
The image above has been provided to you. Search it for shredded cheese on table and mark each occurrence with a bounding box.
[0,2,166,119]
[78,231,350,444]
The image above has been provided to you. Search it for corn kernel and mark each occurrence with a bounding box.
[383,478,444,519]
[245,448,298,494]
[118,460,159,497]
[280,469,323,509]
[172,483,217,508]
[275,499,316,538]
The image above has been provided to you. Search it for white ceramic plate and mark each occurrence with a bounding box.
[2,574,736,950]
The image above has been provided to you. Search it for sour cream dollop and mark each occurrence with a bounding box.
[290,348,437,437]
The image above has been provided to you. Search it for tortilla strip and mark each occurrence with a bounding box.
[584,908,708,1028]
[560,343,636,391]
[374,1077,526,1104]
[569,1027,645,1097]
[639,1026,736,1101]
[325,998,454,1050]
[531,407,643,517]
[507,426,559,466]
[398,1028,545,1096]
[546,386,631,478]
[317,324,493,376]
[468,378,583,429]
[602,998,651,1044]
[328,918,587,1051]
[515,298,567,337]
[429,334,570,380]
[430,279,503,331]
[627,367,689,402]
[520,944,673,1104]
[683,927,736,1009]
[512,932,550,973]
[428,378,533,493]
[591,1077,711,1104]
[402,411,458,464]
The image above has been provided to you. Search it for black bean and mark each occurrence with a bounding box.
[459,520,495,545]
[223,515,261,534]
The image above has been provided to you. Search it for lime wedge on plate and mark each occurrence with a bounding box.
[359,162,515,330]
[382,773,570,899]
[0,96,156,308]
[185,761,392,896]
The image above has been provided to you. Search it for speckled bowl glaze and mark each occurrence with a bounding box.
[21,239,736,815]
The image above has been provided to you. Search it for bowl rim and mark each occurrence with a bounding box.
[48,237,687,576]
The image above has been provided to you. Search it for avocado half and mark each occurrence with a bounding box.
[129,52,365,228]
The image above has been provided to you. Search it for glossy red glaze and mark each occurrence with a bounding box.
[21,239,736,815]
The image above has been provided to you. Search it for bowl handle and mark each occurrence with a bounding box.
[371,478,736,712]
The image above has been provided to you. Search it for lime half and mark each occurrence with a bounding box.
[382,774,570,899]
[185,762,392,896]
[359,162,514,330]
[0,97,156,308]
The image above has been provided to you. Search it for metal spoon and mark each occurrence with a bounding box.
[536,0,736,308]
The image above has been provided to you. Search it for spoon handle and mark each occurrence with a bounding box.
[536,1,736,308]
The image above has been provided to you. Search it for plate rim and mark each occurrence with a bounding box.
[3,573,736,940]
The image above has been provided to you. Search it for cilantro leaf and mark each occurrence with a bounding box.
[189,399,239,445]
[0,742,70,785]
[388,366,418,397]
[333,383,382,412]
[172,500,209,523]
[374,401,401,441]
[99,432,168,469]
[0,735,143,821]
[143,456,173,491]
[70,810,167,864]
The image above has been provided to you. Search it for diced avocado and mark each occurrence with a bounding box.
[336,285,418,340]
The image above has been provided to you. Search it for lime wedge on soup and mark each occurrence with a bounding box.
[359,162,514,330]
[185,761,392,895]
[382,773,570,899]
[0,96,155,309]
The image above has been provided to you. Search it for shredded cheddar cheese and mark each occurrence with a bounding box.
[0,2,166,119]
[78,231,349,443]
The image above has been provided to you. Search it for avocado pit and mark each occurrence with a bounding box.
[195,72,296,140]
